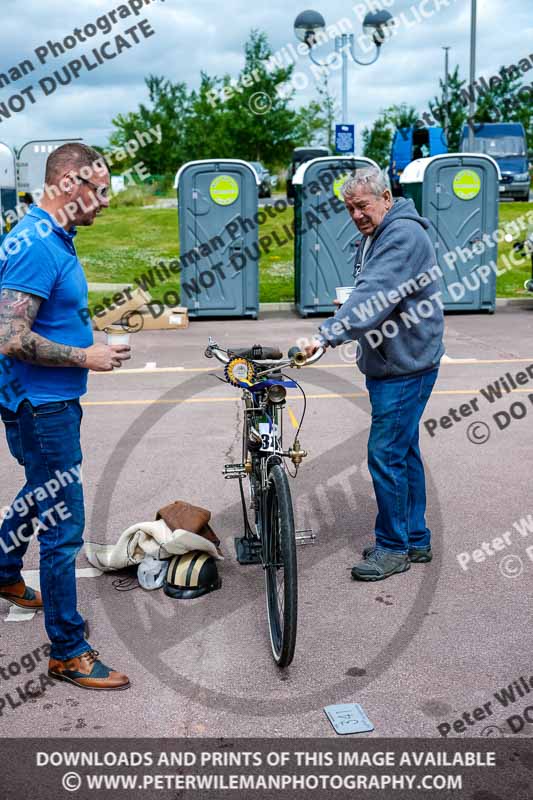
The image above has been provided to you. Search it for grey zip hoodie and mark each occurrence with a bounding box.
[318,198,445,379]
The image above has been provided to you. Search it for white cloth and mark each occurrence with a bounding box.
[85,519,222,572]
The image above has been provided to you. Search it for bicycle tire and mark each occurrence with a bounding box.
[264,463,297,667]
[241,398,259,533]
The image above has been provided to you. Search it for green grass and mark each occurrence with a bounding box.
[77,201,533,306]
[78,205,295,307]
[493,202,533,297]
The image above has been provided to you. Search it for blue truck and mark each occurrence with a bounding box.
[388,126,448,195]
[460,122,530,201]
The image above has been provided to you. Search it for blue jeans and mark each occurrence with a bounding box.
[365,368,438,554]
[0,399,90,660]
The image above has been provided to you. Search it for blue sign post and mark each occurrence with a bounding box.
[335,124,355,154]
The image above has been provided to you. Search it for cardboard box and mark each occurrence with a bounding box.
[92,287,152,331]
[137,306,189,331]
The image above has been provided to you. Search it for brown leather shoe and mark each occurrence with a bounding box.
[48,649,130,691]
[0,579,43,609]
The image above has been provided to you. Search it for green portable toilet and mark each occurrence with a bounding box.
[0,143,17,245]
[400,153,500,312]
[175,159,261,318]
[292,155,379,317]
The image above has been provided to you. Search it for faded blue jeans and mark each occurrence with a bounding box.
[0,399,90,660]
[365,368,439,554]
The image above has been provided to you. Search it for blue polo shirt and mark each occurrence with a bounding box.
[0,206,93,411]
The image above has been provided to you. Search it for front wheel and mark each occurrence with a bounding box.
[263,464,297,667]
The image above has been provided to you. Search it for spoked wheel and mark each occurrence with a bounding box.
[264,463,297,667]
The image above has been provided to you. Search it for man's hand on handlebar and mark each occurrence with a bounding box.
[303,338,325,359]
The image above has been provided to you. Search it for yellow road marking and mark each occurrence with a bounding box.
[94,356,533,376]
[287,406,299,429]
[81,387,533,408]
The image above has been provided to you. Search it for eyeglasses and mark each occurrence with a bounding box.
[74,175,110,198]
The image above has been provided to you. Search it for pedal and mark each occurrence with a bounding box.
[295,528,316,546]
[223,463,247,479]
[234,536,262,565]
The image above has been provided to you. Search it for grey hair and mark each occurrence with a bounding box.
[341,166,389,199]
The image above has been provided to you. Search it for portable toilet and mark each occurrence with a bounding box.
[292,156,379,317]
[0,143,17,244]
[400,153,500,312]
[175,159,261,318]
[17,139,83,203]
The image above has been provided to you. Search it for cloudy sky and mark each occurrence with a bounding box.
[0,0,531,154]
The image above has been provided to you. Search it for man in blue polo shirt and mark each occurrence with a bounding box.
[0,143,131,690]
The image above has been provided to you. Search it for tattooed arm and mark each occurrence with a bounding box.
[0,289,87,366]
[0,289,130,371]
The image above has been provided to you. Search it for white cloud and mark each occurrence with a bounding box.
[0,0,531,152]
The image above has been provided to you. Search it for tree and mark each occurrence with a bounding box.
[109,75,193,175]
[291,68,339,151]
[361,114,393,169]
[473,67,532,149]
[109,31,305,173]
[218,30,300,167]
[428,66,468,151]
[384,103,419,130]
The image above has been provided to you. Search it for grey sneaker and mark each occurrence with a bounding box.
[352,549,410,581]
[362,545,432,563]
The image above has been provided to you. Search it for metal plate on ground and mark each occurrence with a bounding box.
[324,703,375,734]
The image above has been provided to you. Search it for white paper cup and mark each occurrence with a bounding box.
[335,286,354,304]
[105,327,130,346]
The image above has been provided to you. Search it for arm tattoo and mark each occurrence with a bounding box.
[0,289,87,367]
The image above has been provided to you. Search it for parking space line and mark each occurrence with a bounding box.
[4,567,103,622]
[81,387,533,408]
[287,406,299,429]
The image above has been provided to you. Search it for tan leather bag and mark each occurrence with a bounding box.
[156,501,221,551]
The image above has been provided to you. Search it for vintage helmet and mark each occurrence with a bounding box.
[164,551,222,599]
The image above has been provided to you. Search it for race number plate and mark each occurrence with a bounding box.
[258,422,277,452]
[324,703,375,735]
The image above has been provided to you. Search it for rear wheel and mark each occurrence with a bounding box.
[264,463,297,667]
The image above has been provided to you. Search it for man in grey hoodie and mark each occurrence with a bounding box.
[305,167,444,581]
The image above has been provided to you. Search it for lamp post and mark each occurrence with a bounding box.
[294,9,394,125]
[468,0,477,149]
[442,46,450,146]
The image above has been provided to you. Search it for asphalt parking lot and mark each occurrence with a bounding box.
[2,303,533,740]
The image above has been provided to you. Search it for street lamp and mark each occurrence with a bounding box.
[442,46,451,146]
[294,8,394,124]
[468,0,477,149]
